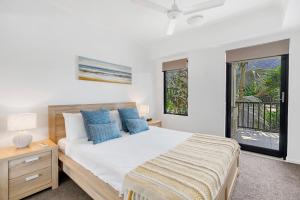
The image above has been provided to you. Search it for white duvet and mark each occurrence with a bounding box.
[62,126,192,193]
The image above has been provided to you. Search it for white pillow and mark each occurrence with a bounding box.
[110,110,122,131]
[63,113,87,141]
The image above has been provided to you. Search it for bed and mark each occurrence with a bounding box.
[48,102,239,200]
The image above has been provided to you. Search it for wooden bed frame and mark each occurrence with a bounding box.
[48,102,239,200]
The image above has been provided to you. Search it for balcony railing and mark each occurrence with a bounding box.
[236,101,280,133]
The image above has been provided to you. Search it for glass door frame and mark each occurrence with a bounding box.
[225,54,289,159]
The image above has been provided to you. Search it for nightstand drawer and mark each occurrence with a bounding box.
[9,151,51,179]
[9,167,52,200]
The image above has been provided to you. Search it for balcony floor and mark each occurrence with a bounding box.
[235,129,279,150]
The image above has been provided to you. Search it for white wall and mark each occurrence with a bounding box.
[0,13,154,147]
[287,32,300,164]
[152,26,300,163]
[154,49,226,136]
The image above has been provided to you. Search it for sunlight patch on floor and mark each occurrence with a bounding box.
[235,129,279,150]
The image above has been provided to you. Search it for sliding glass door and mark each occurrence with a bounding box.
[226,55,288,159]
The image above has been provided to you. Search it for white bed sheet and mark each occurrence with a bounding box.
[62,126,192,193]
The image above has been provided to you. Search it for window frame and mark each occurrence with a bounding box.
[163,69,188,116]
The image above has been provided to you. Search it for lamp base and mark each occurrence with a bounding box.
[13,134,32,148]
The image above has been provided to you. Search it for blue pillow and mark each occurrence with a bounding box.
[80,109,111,140]
[125,119,149,134]
[88,122,121,144]
[118,108,140,132]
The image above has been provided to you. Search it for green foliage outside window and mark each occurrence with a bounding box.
[262,66,281,101]
[164,69,188,115]
[242,66,281,101]
[236,58,282,130]
[244,81,259,97]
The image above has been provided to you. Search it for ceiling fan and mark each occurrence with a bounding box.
[131,0,226,35]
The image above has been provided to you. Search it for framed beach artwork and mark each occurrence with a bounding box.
[78,56,132,84]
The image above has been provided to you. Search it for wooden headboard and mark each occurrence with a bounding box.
[48,102,136,143]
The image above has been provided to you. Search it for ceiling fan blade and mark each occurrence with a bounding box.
[131,0,168,13]
[183,0,225,15]
[166,19,177,35]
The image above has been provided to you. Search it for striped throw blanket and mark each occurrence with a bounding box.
[123,133,240,200]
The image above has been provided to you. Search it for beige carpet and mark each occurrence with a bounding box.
[25,152,300,200]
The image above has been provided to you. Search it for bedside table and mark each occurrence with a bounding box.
[147,120,162,127]
[0,139,58,200]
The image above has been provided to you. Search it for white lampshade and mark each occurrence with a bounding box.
[7,113,37,131]
[138,105,150,117]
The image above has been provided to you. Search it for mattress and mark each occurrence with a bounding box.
[62,126,193,193]
[123,133,240,200]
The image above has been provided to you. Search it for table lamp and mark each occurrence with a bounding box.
[7,113,37,148]
[138,104,151,121]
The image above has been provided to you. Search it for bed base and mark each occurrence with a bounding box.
[216,152,239,200]
[59,151,239,200]
[59,152,120,200]
[49,102,239,200]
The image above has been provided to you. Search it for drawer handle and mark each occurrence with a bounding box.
[25,174,40,182]
[24,157,39,163]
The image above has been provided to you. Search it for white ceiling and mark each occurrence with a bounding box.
[0,0,296,44]
[148,0,285,33]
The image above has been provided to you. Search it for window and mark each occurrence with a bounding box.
[163,59,188,116]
